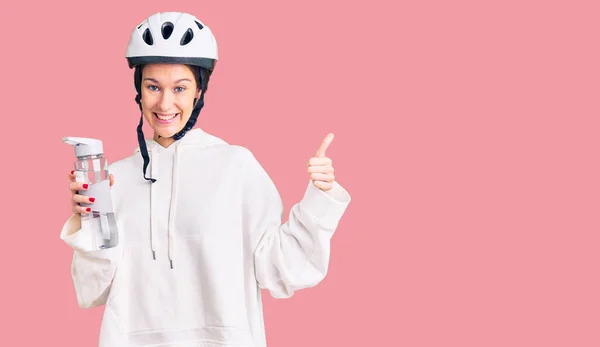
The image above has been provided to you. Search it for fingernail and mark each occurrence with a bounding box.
[83,184,89,189]
[71,170,75,175]
[89,197,95,202]
[86,208,91,212]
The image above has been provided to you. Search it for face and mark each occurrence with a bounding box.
[140,64,201,144]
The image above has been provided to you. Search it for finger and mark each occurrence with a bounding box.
[109,174,115,187]
[72,205,92,215]
[312,180,333,191]
[310,172,334,182]
[70,181,89,193]
[68,170,76,182]
[307,165,334,174]
[72,194,96,204]
[315,133,334,158]
[306,157,332,167]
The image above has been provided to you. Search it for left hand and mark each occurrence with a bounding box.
[306,133,335,192]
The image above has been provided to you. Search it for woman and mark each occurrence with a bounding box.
[61,12,351,347]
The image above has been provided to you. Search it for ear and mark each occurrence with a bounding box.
[195,88,202,99]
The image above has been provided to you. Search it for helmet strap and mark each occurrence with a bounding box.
[136,109,157,183]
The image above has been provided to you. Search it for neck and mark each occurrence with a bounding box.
[154,133,176,148]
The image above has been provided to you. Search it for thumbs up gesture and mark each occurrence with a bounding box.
[306,133,336,192]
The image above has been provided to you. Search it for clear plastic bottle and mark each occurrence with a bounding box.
[63,137,119,250]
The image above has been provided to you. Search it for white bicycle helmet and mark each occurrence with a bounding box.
[126,12,218,70]
[125,12,219,183]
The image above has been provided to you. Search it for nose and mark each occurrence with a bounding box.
[158,90,174,111]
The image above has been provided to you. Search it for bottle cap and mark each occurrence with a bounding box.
[62,137,104,157]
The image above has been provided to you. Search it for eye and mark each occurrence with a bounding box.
[175,86,186,92]
[147,85,159,91]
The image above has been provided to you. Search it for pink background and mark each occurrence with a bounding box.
[1,0,598,346]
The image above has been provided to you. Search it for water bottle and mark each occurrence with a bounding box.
[62,136,119,250]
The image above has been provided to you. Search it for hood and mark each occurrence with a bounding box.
[134,127,228,269]
[133,127,228,154]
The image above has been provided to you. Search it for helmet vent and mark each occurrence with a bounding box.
[142,28,154,45]
[161,22,174,40]
[180,28,194,45]
[195,21,204,30]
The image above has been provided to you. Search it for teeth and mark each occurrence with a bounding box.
[156,113,177,120]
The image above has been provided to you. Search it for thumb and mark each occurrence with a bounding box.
[315,133,335,158]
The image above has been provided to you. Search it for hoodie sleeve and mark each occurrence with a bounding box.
[242,149,351,299]
[60,214,123,309]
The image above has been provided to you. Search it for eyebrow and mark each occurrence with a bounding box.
[143,78,192,83]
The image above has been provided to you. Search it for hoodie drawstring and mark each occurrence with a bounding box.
[167,144,181,269]
[147,141,181,269]
[150,143,158,260]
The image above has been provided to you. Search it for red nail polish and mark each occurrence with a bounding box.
[71,170,75,175]
[89,197,95,202]
[83,184,89,189]
[86,208,91,212]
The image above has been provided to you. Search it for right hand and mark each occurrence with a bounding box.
[68,170,114,215]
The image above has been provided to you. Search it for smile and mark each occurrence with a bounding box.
[154,113,179,124]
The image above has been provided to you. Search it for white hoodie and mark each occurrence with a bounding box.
[60,128,351,347]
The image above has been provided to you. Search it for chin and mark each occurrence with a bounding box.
[154,126,180,138]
